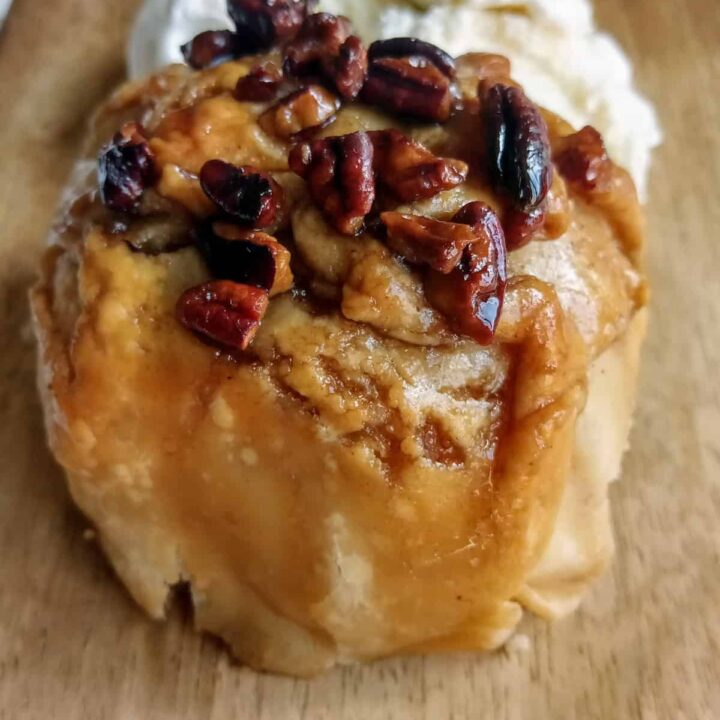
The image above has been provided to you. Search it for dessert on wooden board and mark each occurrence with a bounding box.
[32,0,647,676]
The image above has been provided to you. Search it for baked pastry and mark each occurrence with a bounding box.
[31,1,648,676]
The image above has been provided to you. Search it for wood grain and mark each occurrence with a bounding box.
[1,0,718,718]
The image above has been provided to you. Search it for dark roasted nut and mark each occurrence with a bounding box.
[98,122,157,213]
[289,131,375,235]
[234,61,285,101]
[363,56,452,122]
[502,205,546,251]
[204,222,294,296]
[380,212,476,273]
[227,0,315,45]
[452,201,507,279]
[425,270,505,345]
[484,83,552,210]
[177,280,269,351]
[180,29,262,69]
[368,37,455,77]
[199,160,283,227]
[424,201,507,344]
[329,35,368,100]
[369,129,468,201]
[553,125,613,192]
[283,13,351,74]
[260,85,340,139]
[283,13,367,99]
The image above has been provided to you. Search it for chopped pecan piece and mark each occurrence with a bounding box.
[329,34,368,100]
[502,205,546,251]
[98,122,157,213]
[227,0,316,46]
[425,270,505,345]
[380,212,476,273]
[368,37,455,77]
[484,83,552,210]
[180,29,263,69]
[424,202,507,344]
[553,125,613,192]
[369,129,468,202]
[289,131,375,235]
[451,201,507,273]
[260,85,340,139]
[199,160,283,228]
[201,222,293,296]
[363,56,452,122]
[283,12,351,72]
[235,61,285,102]
[283,13,367,99]
[176,280,269,351]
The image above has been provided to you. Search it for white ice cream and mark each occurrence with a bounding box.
[127,0,661,198]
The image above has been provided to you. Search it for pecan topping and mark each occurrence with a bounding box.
[260,85,340,139]
[235,61,285,102]
[502,205,546,251]
[380,212,477,273]
[484,83,552,210]
[424,202,507,344]
[289,131,375,235]
[180,29,262,69]
[329,34,368,100]
[363,56,452,122]
[283,13,367,99]
[98,122,157,213]
[369,129,468,202]
[177,280,269,351]
[228,0,316,46]
[368,37,455,78]
[553,125,613,192]
[199,160,283,228]
[201,223,294,296]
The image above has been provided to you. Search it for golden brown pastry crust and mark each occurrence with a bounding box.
[31,53,647,675]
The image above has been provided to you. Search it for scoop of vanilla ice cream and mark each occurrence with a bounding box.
[127,0,661,199]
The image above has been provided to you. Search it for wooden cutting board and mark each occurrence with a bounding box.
[1,0,718,717]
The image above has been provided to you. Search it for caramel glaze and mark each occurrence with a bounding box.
[32,52,646,670]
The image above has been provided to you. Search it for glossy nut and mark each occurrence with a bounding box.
[363,56,452,122]
[368,37,455,77]
[199,160,283,228]
[176,280,269,351]
[227,0,315,45]
[283,12,367,99]
[380,212,477,273]
[260,85,341,139]
[289,131,375,235]
[484,83,552,210]
[206,223,294,296]
[424,201,508,344]
[553,125,613,192]
[235,61,285,102]
[98,122,156,213]
[369,128,468,201]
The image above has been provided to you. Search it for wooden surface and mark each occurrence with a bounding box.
[1,0,719,718]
